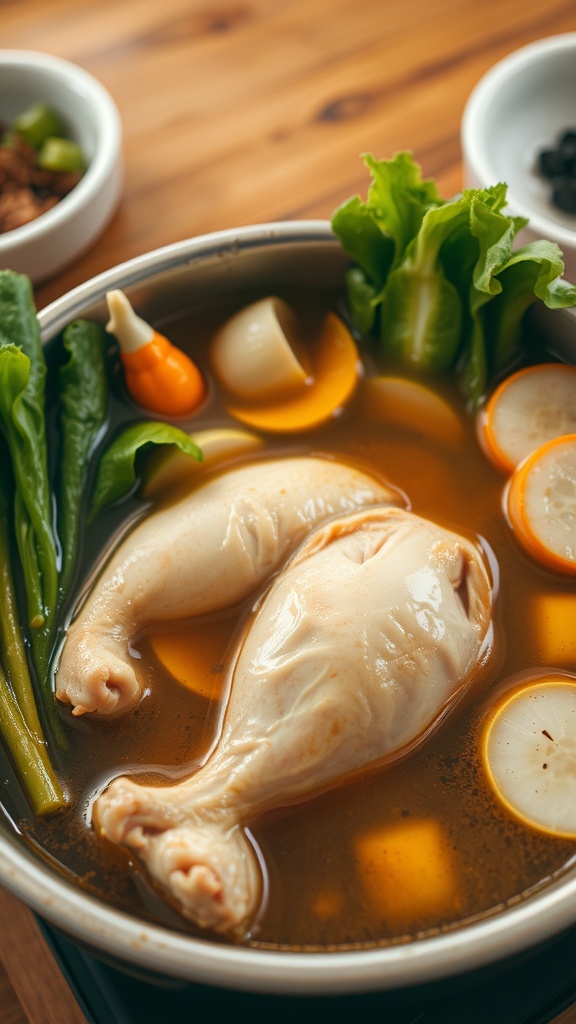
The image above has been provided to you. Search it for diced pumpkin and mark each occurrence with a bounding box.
[355,817,460,930]
[531,592,576,664]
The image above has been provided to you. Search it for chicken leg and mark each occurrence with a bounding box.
[56,456,399,716]
[95,507,493,935]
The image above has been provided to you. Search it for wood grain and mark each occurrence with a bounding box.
[0,965,27,1024]
[1,0,576,1020]
[0,887,87,1024]
[3,0,576,313]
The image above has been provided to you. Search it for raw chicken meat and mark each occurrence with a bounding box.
[95,506,493,936]
[55,456,399,716]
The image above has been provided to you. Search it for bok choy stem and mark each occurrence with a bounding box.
[0,472,66,815]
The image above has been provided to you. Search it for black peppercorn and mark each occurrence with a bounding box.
[536,128,576,215]
[552,177,576,214]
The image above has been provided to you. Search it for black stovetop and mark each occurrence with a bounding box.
[40,918,576,1024]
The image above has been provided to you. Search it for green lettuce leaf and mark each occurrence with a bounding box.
[0,274,58,660]
[363,151,443,263]
[332,152,442,335]
[331,154,576,401]
[57,320,108,599]
[89,421,203,520]
[0,345,58,670]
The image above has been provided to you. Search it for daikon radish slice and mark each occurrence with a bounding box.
[505,434,576,575]
[364,376,464,447]
[482,677,576,838]
[478,363,576,475]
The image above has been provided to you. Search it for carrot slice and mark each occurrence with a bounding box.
[505,434,576,575]
[478,363,576,475]
[149,622,226,701]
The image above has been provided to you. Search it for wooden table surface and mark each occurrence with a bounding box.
[2,1,576,1021]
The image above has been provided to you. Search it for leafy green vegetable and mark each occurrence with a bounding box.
[331,152,576,400]
[0,344,58,673]
[89,421,203,521]
[343,266,379,335]
[332,198,395,293]
[0,272,59,673]
[57,320,108,600]
[0,275,205,813]
[361,151,443,261]
[0,460,66,815]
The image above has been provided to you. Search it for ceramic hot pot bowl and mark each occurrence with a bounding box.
[0,222,575,996]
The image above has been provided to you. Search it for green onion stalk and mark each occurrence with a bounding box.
[0,471,66,815]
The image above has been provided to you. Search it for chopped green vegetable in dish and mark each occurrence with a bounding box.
[332,152,576,401]
[11,101,65,149]
[0,102,86,234]
[38,136,86,173]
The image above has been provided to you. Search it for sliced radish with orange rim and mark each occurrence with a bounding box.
[482,675,576,838]
[505,433,576,575]
[478,363,576,475]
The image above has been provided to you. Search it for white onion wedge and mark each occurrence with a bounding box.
[226,312,360,433]
[482,676,576,838]
[210,296,310,402]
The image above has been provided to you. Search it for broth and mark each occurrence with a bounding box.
[20,288,576,950]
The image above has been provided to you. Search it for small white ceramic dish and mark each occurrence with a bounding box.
[461,33,576,286]
[0,50,123,283]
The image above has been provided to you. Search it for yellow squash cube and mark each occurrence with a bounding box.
[355,817,460,931]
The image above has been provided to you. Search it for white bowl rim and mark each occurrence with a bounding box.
[0,49,122,252]
[461,32,576,248]
[0,220,573,995]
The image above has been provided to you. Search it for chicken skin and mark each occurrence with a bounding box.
[95,507,493,936]
[55,456,399,716]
